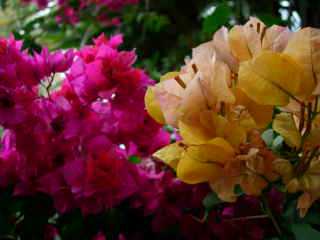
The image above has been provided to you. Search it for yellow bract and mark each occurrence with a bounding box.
[284,27,320,96]
[177,153,223,184]
[145,17,320,213]
[238,51,305,106]
[273,113,301,148]
[234,88,273,128]
[144,87,165,124]
[153,142,184,169]
[229,25,252,61]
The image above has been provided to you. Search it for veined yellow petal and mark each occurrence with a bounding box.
[212,61,236,104]
[145,87,165,124]
[224,122,247,147]
[208,112,228,138]
[273,158,294,183]
[177,152,223,184]
[234,88,273,128]
[273,113,301,148]
[153,142,184,169]
[243,17,265,56]
[300,174,320,192]
[178,120,214,145]
[229,25,252,61]
[238,51,304,106]
[305,128,320,148]
[180,74,213,124]
[153,79,184,126]
[284,27,319,97]
[186,137,235,164]
[262,25,292,52]
[213,26,239,73]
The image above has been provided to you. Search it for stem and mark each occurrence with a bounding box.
[314,97,319,114]
[45,74,55,98]
[313,96,319,120]
[299,103,305,133]
[295,147,320,176]
[262,194,282,236]
[80,25,93,47]
[306,102,313,135]
[0,235,15,240]
[302,102,313,141]
[225,214,269,222]
[145,0,150,10]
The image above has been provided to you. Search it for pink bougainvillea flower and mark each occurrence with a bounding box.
[0,34,169,216]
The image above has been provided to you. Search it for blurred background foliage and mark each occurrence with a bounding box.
[0,0,319,79]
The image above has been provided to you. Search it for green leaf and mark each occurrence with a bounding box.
[291,223,320,239]
[202,192,221,210]
[282,199,298,221]
[128,155,141,164]
[302,210,320,225]
[257,13,284,27]
[272,135,284,152]
[234,184,244,196]
[202,3,231,34]
[0,0,7,9]
[262,129,274,147]
[164,125,174,133]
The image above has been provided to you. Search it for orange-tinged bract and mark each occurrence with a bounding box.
[146,17,320,215]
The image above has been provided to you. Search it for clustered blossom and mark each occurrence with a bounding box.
[0,34,169,215]
[22,0,139,25]
[146,16,320,218]
[146,17,282,202]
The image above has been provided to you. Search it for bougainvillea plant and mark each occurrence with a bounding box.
[0,33,287,240]
[146,17,320,238]
[2,16,320,239]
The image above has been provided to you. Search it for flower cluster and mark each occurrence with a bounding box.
[0,34,169,215]
[22,0,139,25]
[146,17,320,217]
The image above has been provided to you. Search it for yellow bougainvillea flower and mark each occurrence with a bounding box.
[145,18,286,202]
